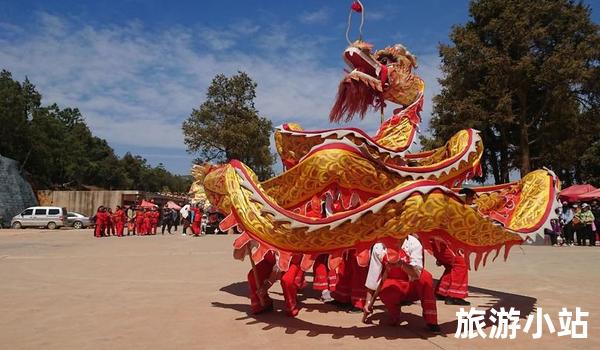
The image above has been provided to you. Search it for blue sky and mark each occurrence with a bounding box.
[1,0,599,175]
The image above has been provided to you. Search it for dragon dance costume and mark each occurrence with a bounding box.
[189,0,561,328]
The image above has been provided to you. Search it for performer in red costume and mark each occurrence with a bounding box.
[304,194,338,302]
[192,204,203,236]
[106,208,115,236]
[364,235,441,333]
[312,255,337,302]
[135,207,145,235]
[327,189,367,311]
[248,252,304,317]
[431,241,470,305]
[150,207,159,235]
[331,250,368,312]
[143,208,153,235]
[94,206,108,238]
[114,205,126,237]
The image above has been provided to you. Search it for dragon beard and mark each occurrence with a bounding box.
[329,79,384,122]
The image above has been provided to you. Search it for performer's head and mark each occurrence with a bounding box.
[459,188,477,205]
[582,203,590,212]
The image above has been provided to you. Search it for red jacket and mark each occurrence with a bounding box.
[115,209,126,223]
[96,211,109,225]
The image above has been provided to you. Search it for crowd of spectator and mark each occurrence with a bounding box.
[545,200,599,246]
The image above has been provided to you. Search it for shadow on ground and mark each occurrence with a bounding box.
[212,280,537,340]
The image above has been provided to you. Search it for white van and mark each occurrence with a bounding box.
[11,206,68,229]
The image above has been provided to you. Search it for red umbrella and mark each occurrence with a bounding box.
[578,188,600,201]
[139,200,158,208]
[165,201,182,210]
[559,184,598,202]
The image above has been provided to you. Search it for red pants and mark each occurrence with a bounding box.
[116,222,124,237]
[143,219,151,235]
[248,258,275,313]
[151,220,158,234]
[135,219,144,235]
[432,245,468,299]
[435,255,468,298]
[332,252,367,308]
[312,255,337,291]
[248,256,304,316]
[379,268,438,325]
[192,221,201,235]
[94,223,105,237]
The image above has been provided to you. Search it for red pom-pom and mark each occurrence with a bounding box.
[351,1,363,13]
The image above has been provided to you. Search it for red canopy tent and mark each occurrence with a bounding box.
[139,200,158,208]
[578,188,600,201]
[559,184,598,202]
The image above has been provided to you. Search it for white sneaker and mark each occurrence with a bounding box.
[321,290,334,302]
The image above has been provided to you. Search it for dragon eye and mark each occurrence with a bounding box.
[377,54,396,65]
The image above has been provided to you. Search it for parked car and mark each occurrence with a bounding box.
[66,212,93,229]
[11,206,68,229]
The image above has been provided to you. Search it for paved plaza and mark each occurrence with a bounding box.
[0,229,598,349]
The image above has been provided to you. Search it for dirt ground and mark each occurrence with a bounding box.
[0,228,598,350]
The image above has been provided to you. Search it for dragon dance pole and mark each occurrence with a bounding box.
[247,245,266,307]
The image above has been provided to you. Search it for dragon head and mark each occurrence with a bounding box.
[330,41,424,122]
[191,163,232,213]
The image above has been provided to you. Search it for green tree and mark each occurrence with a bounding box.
[424,0,600,185]
[182,72,274,180]
[0,69,192,192]
[0,71,40,166]
[579,140,600,186]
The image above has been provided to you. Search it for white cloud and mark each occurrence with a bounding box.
[366,11,386,21]
[413,51,442,137]
[0,12,442,173]
[299,8,330,24]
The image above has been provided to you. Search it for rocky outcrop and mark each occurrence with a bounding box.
[0,155,37,226]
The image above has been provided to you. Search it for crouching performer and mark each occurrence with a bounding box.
[248,251,304,317]
[363,235,441,333]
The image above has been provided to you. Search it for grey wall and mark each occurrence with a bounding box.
[0,155,38,225]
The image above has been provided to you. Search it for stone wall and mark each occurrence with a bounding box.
[0,155,38,225]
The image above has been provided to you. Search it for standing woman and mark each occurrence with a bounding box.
[172,207,180,233]
[106,208,115,236]
[150,206,160,235]
[180,204,191,236]
[579,203,596,246]
[135,207,146,235]
[94,206,106,238]
[143,208,153,235]
[192,204,203,236]
[114,205,126,237]
[126,206,136,235]
[160,206,173,235]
